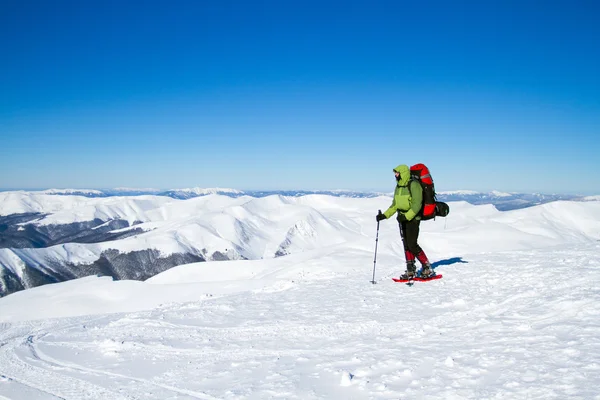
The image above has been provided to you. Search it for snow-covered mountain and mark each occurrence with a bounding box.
[3,187,595,210]
[102,187,163,196]
[40,188,106,196]
[0,193,599,398]
[436,190,583,211]
[1,190,600,298]
[0,193,365,296]
[160,187,245,199]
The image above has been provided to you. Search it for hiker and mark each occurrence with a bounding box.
[376,164,433,279]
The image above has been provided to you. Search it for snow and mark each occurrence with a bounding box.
[1,195,600,399]
[0,194,371,269]
[0,192,175,223]
[170,187,244,195]
[40,189,104,195]
[0,192,91,216]
[0,193,170,222]
[437,190,516,197]
[437,190,481,195]
[111,187,162,192]
[489,190,513,197]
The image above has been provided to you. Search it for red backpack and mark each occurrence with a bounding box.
[409,163,449,220]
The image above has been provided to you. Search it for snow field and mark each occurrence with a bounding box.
[0,242,599,399]
[1,195,599,398]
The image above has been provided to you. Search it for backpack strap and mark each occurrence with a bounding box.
[407,178,419,196]
[407,179,424,216]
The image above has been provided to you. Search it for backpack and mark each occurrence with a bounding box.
[409,163,450,220]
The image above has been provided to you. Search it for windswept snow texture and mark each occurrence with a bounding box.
[0,196,599,398]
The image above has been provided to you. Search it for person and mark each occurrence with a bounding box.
[376,164,433,279]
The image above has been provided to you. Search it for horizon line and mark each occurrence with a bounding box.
[0,187,597,197]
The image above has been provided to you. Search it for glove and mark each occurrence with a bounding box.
[376,213,386,222]
[396,213,408,222]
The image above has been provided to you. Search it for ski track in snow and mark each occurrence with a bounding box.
[1,245,600,399]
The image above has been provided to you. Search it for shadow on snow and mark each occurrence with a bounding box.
[431,257,468,270]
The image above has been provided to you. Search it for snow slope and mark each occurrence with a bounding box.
[3,194,600,279]
[0,192,175,221]
[0,198,599,399]
[0,194,367,286]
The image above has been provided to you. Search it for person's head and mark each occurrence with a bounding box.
[393,164,410,185]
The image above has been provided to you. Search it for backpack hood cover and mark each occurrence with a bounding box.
[393,164,411,186]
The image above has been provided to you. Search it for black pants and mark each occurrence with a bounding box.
[400,219,422,256]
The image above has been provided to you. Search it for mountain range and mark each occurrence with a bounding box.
[4,187,598,210]
[1,193,599,399]
[1,189,599,298]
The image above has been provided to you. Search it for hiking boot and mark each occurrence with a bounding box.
[399,270,415,280]
[420,264,434,278]
[399,261,416,280]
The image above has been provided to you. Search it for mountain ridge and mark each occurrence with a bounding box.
[1,187,598,211]
[1,193,599,298]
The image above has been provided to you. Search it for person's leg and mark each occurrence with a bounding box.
[405,219,433,277]
[399,221,417,279]
[403,219,422,256]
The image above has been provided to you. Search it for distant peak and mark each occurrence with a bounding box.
[438,190,481,195]
[168,187,244,194]
[112,187,161,192]
[489,190,513,197]
[41,189,104,195]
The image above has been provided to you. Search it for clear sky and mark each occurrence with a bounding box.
[1,0,599,194]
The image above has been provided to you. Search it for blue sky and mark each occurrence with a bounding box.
[1,0,599,194]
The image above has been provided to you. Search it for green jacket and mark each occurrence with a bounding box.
[382,164,423,221]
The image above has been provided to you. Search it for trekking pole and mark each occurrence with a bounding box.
[371,210,382,284]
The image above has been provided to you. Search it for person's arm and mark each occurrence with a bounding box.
[382,194,398,219]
